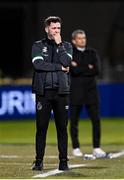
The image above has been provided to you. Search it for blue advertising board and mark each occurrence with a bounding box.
[0,85,35,119]
[0,83,124,120]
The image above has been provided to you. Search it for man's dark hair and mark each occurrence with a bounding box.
[44,16,62,27]
[72,29,86,39]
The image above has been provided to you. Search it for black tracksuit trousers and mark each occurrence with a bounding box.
[35,90,69,161]
[70,103,101,149]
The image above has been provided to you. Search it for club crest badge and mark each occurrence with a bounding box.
[37,102,42,110]
[65,105,69,110]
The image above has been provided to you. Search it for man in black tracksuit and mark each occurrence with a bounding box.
[31,16,72,171]
[70,29,106,158]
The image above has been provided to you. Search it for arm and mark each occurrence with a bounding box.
[70,65,89,75]
[32,42,62,72]
[71,50,101,76]
[88,50,101,76]
[57,43,73,67]
[52,33,72,67]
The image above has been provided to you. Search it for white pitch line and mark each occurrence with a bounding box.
[33,169,64,178]
[83,150,124,160]
[1,150,124,160]
[0,162,30,165]
[0,162,58,167]
[108,150,124,159]
[0,155,19,158]
[0,155,33,158]
[0,155,75,159]
[33,164,86,178]
[46,155,75,159]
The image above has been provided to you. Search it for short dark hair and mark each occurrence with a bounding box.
[72,29,86,39]
[44,16,62,27]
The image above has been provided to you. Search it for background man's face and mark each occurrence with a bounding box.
[72,33,87,48]
[45,22,61,39]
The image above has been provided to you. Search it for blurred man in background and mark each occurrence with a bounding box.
[31,16,72,171]
[70,29,106,158]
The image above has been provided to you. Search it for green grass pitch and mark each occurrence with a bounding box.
[0,118,124,179]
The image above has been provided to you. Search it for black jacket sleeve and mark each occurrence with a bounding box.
[71,50,101,76]
[91,51,101,76]
[32,42,62,72]
[57,43,72,67]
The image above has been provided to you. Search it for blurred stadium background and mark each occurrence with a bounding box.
[0,1,124,178]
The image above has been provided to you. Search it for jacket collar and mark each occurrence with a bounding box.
[43,36,64,46]
[46,37,55,45]
[73,45,88,52]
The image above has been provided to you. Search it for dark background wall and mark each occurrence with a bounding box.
[0,1,124,82]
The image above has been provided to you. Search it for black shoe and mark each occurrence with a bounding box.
[32,159,43,171]
[59,159,69,171]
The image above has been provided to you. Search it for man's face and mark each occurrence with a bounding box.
[72,33,87,48]
[45,22,61,39]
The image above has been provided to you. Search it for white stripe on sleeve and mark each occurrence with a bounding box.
[67,53,72,59]
[32,56,44,63]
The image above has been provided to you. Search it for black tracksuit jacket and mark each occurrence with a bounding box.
[32,38,72,95]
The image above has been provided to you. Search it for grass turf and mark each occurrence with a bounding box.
[0,118,124,178]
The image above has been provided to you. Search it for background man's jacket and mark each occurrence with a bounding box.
[70,46,101,105]
[32,38,72,95]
